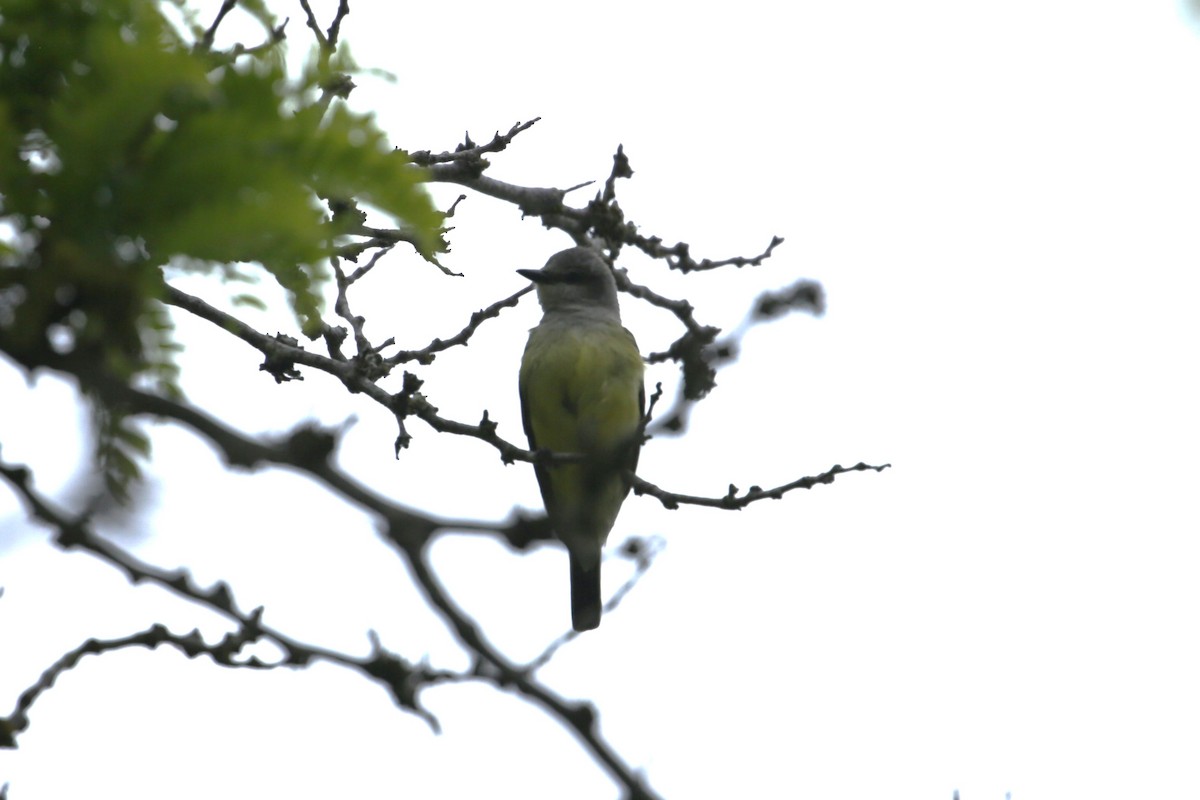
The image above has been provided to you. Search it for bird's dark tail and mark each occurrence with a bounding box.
[569,553,602,631]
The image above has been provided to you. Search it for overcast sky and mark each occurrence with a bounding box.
[3,1,1200,798]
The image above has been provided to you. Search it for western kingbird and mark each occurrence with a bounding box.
[518,247,645,631]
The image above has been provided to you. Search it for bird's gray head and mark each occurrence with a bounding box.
[517,247,622,319]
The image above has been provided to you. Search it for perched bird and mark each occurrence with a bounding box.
[518,247,645,631]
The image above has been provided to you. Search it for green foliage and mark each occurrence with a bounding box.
[94,402,154,505]
[0,0,443,500]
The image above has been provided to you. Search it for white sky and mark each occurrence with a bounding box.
[3,1,1200,798]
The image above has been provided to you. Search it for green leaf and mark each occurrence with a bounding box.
[232,293,269,311]
[0,0,445,498]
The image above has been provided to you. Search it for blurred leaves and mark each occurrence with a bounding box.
[0,0,442,501]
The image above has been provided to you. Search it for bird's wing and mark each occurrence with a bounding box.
[519,347,555,519]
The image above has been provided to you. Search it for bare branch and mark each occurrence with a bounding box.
[600,144,633,204]
[192,0,288,62]
[337,223,452,272]
[633,234,785,274]
[162,284,532,458]
[0,458,455,743]
[427,170,581,223]
[418,137,784,283]
[390,542,663,800]
[2,433,663,797]
[297,0,328,49]
[325,0,351,49]
[750,278,826,321]
[409,119,542,167]
[198,0,238,52]
[0,622,286,748]
[630,461,892,510]
[386,286,531,366]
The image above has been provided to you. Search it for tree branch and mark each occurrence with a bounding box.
[390,538,663,800]
[0,457,455,744]
[408,119,542,167]
[631,461,891,510]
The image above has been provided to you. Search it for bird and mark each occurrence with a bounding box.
[518,246,645,631]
